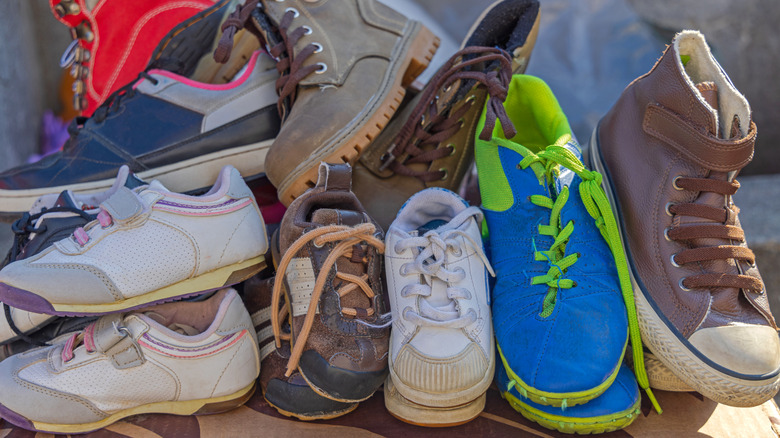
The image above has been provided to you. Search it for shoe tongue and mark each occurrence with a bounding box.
[310,208,368,227]
[417,219,448,235]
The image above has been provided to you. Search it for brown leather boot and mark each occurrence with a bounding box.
[591,30,780,407]
[242,275,358,420]
[353,0,540,229]
[269,162,389,403]
[215,0,439,205]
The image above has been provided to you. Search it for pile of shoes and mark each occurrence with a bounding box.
[0,0,777,435]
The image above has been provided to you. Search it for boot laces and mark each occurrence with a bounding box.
[379,47,517,181]
[271,223,385,377]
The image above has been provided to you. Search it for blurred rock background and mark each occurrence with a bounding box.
[0,0,778,389]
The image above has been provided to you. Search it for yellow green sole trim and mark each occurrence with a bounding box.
[50,256,265,315]
[30,382,256,434]
[496,343,625,408]
[500,387,640,434]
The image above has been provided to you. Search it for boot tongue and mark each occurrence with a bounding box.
[52,191,82,210]
[309,208,371,311]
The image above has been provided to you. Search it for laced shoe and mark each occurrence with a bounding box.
[476,75,659,411]
[50,0,217,115]
[0,166,268,316]
[0,50,280,217]
[354,0,541,230]
[497,358,641,434]
[214,0,440,205]
[0,166,145,346]
[242,275,358,420]
[384,188,495,426]
[270,163,389,403]
[0,288,259,434]
[591,30,780,406]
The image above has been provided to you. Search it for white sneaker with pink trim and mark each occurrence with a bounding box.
[0,165,268,316]
[0,288,260,434]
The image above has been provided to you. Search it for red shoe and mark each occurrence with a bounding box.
[50,0,217,116]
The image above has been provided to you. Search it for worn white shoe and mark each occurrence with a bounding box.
[384,188,495,426]
[0,288,260,434]
[0,165,268,316]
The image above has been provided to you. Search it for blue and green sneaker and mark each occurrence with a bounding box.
[475,74,660,420]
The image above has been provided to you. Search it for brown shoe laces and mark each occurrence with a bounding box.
[271,223,385,377]
[379,47,517,182]
[214,0,319,119]
[668,176,763,292]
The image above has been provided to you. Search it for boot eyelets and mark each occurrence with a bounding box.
[465,95,476,104]
[302,25,313,35]
[664,227,673,241]
[447,143,456,156]
[665,202,675,216]
[670,254,681,268]
[285,7,300,17]
[315,62,327,74]
[672,176,684,191]
[439,168,449,181]
[312,43,323,53]
[679,278,690,291]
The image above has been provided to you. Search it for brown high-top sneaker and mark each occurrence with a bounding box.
[591,30,780,407]
[214,0,439,205]
[353,0,540,229]
[269,162,389,403]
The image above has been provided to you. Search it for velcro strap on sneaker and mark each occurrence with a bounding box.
[315,162,352,191]
[92,314,145,369]
[643,103,756,172]
[100,186,145,223]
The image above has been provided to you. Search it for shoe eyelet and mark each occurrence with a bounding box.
[315,62,327,74]
[302,25,312,35]
[394,243,403,256]
[313,239,324,249]
[679,277,690,291]
[672,176,684,191]
[447,143,456,156]
[400,264,410,276]
[439,168,449,181]
[312,42,323,53]
[571,281,578,287]
[670,254,681,268]
[450,246,463,257]
[664,227,673,241]
[665,202,675,216]
[285,7,300,18]
[465,95,476,104]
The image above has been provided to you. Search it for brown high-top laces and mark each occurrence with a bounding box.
[379,47,517,182]
[214,0,319,119]
[271,223,385,376]
[668,173,763,292]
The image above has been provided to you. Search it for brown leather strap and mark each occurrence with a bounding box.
[315,163,352,191]
[643,103,756,172]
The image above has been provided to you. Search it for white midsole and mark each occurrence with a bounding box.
[0,139,273,214]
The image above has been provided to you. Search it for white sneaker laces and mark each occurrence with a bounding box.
[395,206,495,329]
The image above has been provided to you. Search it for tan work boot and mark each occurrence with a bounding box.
[591,30,780,407]
[215,0,440,205]
[352,0,540,229]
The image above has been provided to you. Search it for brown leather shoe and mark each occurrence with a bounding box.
[242,275,358,420]
[591,30,780,407]
[215,0,439,205]
[353,0,540,229]
[269,162,389,403]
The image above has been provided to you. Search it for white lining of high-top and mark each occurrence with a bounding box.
[673,30,751,139]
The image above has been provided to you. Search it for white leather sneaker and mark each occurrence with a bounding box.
[384,188,495,426]
[0,166,268,316]
[0,288,260,434]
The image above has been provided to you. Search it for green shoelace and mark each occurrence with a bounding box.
[520,142,662,414]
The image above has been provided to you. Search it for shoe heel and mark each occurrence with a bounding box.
[193,383,257,415]
[401,24,440,88]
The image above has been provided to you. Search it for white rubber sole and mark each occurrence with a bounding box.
[383,377,486,427]
[0,139,272,215]
[589,126,780,407]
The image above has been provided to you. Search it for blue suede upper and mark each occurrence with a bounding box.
[486,144,629,395]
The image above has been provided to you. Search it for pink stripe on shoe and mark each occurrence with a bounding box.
[146,51,263,91]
